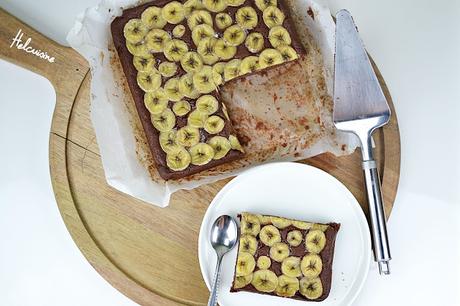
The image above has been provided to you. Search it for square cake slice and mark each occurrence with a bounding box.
[111,0,306,180]
[231,212,340,302]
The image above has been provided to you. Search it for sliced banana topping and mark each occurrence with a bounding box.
[287,230,303,247]
[164,78,184,101]
[196,94,219,114]
[251,270,278,293]
[184,0,204,16]
[277,45,299,62]
[172,24,186,37]
[144,89,168,114]
[215,13,232,29]
[208,136,231,159]
[215,39,237,61]
[141,6,167,29]
[158,61,177,77]
[193,66,217,93]
[188,109,209,128]
[204,115,225,134]
[241,212,261,236]
[305,229,326,254]
[223,25,246,47]
[123,19,147,43]
[126,42,150,57]
[263,6,285,28]
[245,32,265,53]
[300,253,322,278]
[269,242,290,262]
[163,39,189,62]
[236,7,258,30]
[151,108,176,132]
[269,26,292,48]
[236,252,256,276]
[166,146,191,171]
[161,1,185,24]
[179,73,200,98]
[133,56,155,72]
[189,142,215,165]
[292,220,312,230]
[137,70,161,92]
[229,135,244,152]
[299,277,323,300]
[275,275,299,297]
[240,56,260,74]
[239,234,258,255]
[224,59,242,82]
[145,29,171,53]
[258,48,283,69]
[159,130,180,153]
[255,0,277,11]
[270,216,291,229]
[311,223,329,232]
[202,0,227,13]
[187,10,213,30]
[192,24,216,46]
[181,51,203,73]
[172,100,191,116]
[258,214,272,225]
[197,37,219,65]
[259,225,281,246]
[176,126,200,147]
[257,256,272,269]
[234,274,253,289]
[281,256,302,278]
[225,0,245,7]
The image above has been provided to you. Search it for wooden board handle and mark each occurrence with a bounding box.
[0,8,88,88]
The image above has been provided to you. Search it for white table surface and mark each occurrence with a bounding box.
[0,0,459,305]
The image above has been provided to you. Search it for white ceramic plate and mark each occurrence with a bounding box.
[198,162,371,306]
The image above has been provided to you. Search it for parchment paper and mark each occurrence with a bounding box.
[67,0,358,207]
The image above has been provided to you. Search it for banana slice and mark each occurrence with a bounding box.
[188,110,209,128]
[281,256,302,278]
[221,100,230,120]
[202,0,227,13]
[259,225,281,246]
[251,270,278,293]
[226,0,245,6]
[305,230,326,254]
[172,100,191,116]
[176,126,200,147]
[255,0,277,11]
[215,13,232,29]
[179,73,200,99]
[258,214,272,225]
[164,78,184,101]
[192,24,215,46]
[159,130,180,153]
[300,254,322,278]
[181,51,203,73]
[269,242,289,262]
[193,66,217,93]
[161,1,185,24]
[229,135,244,152]
[240,56,260,74]
[212,68,223,86]
[204,115,225,134]
[141,6,167,29]
[144,89,168,114]
[236,252,256,276]
[257,256,271,269]
[215,39,237,61]
[187,10,213,30]
[311,223,329,232]
[163,39,189,62]
[234,274,253,289]
[197,37,219,65]
[133,56,155,72]
[263,6,285,28]
[166,146,191,171]
[258,48,283,69]
[239,234,258,255]
[236,7,258,30]
[287,230,303,247]
[208,136,231,159]
[151,108,176,132]
[245,32,265,53]
[124,19,147,43]
[292,220,312,230]
[275,275,300,297]
[299,277,323,300]
[145,29,171,53]
[269,26,291,48]
[197,95,219,115]
[184,0,204,16]
[277,45,298,62]
[223,25,246,46]
[189,142,215,165]
[158,61,177,77]
[137,70,161,92]
[241,212,261,236]
[224,59,242,82]
[172,25,186,38]
[270,216,291,229]
[127,42,150,57]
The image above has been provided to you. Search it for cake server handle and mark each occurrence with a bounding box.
[208,255,223,306]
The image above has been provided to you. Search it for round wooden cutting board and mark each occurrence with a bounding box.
[0,9,400,306]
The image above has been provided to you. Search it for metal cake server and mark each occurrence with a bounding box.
[333,9,392,275]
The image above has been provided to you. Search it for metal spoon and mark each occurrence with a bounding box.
[208,215,239,306]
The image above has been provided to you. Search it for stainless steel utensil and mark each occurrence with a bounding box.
[208,215,239,306]
[333,9,392,275]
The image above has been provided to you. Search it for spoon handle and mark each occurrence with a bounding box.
[208,255,223,306]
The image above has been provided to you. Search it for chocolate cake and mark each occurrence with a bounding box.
[231,212,340,302]
[111,0,306,180]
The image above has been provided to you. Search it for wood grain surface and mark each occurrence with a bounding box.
[0,8,400,306]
